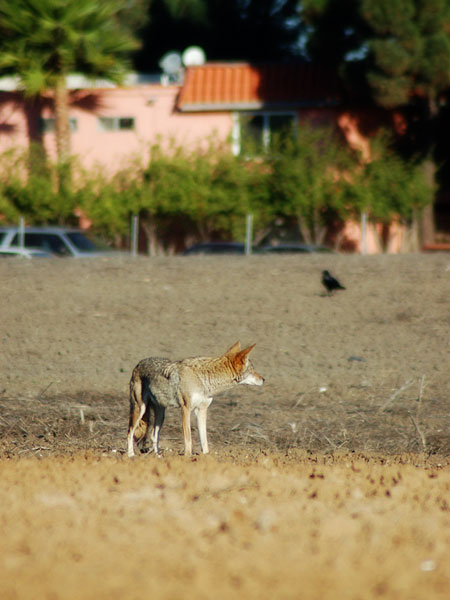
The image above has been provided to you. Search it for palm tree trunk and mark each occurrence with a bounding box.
[25,96,48,177]
[54,75,71,192]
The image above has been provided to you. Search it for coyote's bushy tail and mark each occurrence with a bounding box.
[129,370,149,445]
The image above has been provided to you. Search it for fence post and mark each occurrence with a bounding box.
[131,214,139,256]
[19,216,25,249]
[361,211,367,255]
[245,214,253,256]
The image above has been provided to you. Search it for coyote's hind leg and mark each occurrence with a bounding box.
[127,402,146,457]
[150,404,166,456]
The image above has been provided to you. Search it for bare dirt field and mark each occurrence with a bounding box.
[0,252,449,599]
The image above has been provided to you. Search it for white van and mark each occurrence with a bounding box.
[0,226,113,257]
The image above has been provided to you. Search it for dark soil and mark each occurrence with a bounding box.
[1,252,449,461]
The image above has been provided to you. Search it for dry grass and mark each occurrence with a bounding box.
[0,376,448,460]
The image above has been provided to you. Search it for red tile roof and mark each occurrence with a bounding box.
[177,62,341,111]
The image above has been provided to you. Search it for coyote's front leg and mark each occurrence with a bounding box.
[181,402,192,457]
[194,404,209,454]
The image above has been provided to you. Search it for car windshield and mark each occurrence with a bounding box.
[12,232,69,255]
[270,246,309,253]
[66,232,100,252]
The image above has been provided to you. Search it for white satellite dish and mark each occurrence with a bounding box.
[182,46,206,67]
[159,51,182,75]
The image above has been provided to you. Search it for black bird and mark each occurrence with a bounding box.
[322,270,345,295]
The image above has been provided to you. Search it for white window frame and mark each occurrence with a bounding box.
[232,111,298,156]
[97,116,135,132]
[40,117,78,133]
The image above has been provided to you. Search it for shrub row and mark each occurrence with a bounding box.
[0,126,431,253]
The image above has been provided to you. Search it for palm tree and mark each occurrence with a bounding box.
[0,0,141,187]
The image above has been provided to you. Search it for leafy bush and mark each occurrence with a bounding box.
[347,131,431,222]
[0,126,432,253]
[267,123,354,243]
[0,148,75,224]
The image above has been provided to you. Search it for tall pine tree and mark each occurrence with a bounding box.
[303,0,450,243]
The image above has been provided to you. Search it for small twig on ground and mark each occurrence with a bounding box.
[322,434,337,450]
[409,414,427,453]
[307,427,334,449]
[37,382,54,401]
[293,394,305,408]
[417,375,426,413]
[378,379,413,412]
[409,375,427,453]
[244,426,269,443]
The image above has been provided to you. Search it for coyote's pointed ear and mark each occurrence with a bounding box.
[233,343,256,366]
[225,341,241,355]
[239,343,256,358]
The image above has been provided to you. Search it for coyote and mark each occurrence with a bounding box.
[127,341,264,457]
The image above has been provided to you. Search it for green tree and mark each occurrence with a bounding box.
[0,0,141,189]
[75,140,272,254]
[302,0,370,71]
[347,132,431,250]
[209,152,271,243]
[361,1,450,110]
[0,148,76,224]
[362,0,450,244]
[303,0,450,244]
[76,159,145,246]
[267,124,353,244]
[142,142,258,250]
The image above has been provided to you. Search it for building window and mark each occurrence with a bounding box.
[98,117,135,132]
[236,112,296,155]
[40,118,78,133]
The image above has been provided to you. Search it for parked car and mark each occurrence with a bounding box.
[182,241,334,256]
[0,226,114,258]
[260,243,334,254]
[183,242,250,255]
[0,247,51,258]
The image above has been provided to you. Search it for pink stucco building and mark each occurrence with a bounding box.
[0,64,414,252]
[0,64,344,172]
[0,75,232,172]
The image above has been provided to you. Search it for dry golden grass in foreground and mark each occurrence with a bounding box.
[0,451,449,600]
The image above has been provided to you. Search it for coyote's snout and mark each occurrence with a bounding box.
[127,341,264,457]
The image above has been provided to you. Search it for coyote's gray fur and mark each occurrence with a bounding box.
[127,341,264,457]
